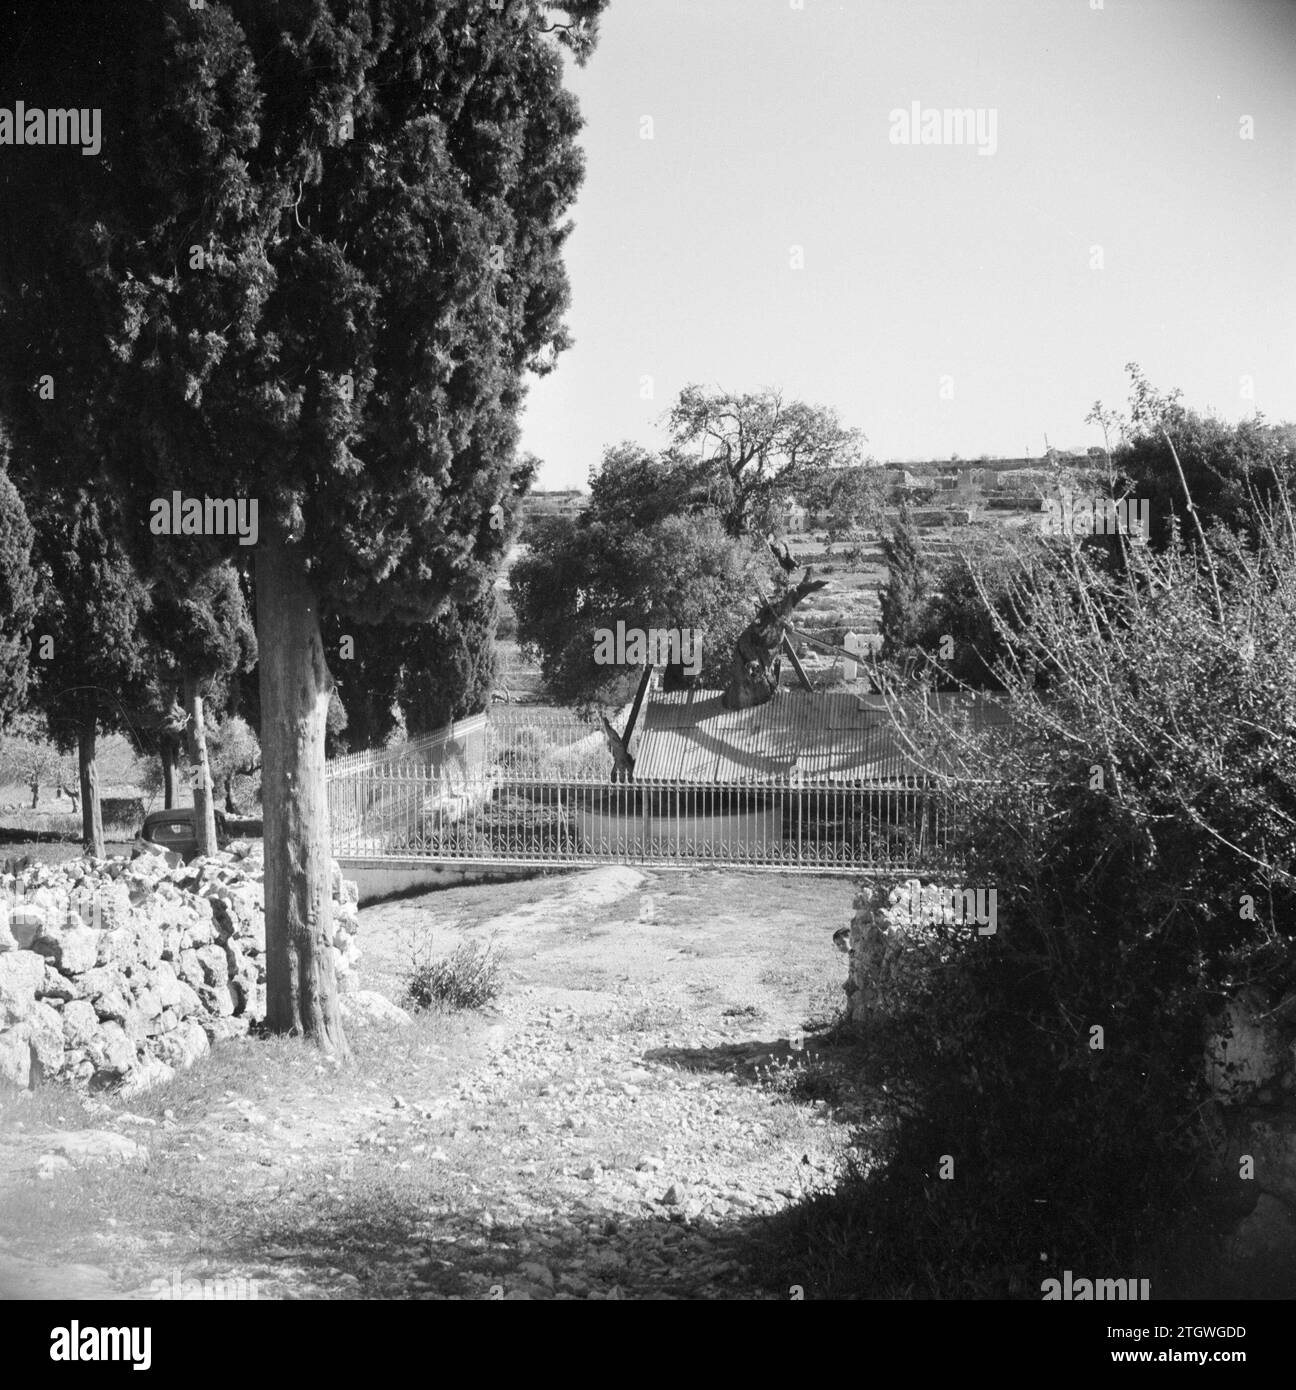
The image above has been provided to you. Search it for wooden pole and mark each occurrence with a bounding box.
[780,632,813,691]
[623,663,654,746]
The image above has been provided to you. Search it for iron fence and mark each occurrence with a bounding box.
[325,715,489,777]
[327,763,992,875]
[324,707,1020,874]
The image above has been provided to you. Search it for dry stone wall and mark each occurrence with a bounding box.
[843,879,973,1026]
[0,842,360,1094]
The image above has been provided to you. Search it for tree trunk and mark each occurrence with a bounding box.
[256,535,348,1058]
[160,735,182,810]
[723,572,827,710]
[183,677,219,857]
[29,777,38,810]
[723,662,770,710]
[224,775,236,814]
[78,714,104,858]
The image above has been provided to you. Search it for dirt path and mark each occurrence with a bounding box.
[0,868,865,1300]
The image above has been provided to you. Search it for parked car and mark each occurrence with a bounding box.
[136,807,262,863]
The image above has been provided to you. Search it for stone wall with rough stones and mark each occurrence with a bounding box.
[0,841,360,1095]
[842,878,961,1027]
[842,877,1296,1272]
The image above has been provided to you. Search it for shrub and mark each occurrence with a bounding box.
[780,401,1296,1298]
[544,738,610,780]
[908,526,1055,690]
[1107,364,1296,549]
[404,937,504,1012]
[491,724,546,775]
[100,796,145,834]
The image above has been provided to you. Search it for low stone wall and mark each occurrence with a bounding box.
[843,879,963,1026]
[843,878,1296,1269]
[339,857,546,904]
[0,843,360,1094]
[1203,988,1296,1264]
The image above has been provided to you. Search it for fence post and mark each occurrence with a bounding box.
[795,778,802,867]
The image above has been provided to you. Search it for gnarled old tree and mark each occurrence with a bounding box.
[593,567,828,773]
[722,570,827,710]
[0,0,604,1056]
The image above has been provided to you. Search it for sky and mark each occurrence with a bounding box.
[517,0,1296,489]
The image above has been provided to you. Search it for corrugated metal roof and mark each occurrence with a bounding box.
[631,688,1009,784]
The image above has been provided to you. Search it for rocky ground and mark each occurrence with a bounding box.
[0,866,869,1300]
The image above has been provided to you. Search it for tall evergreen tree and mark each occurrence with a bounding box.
[878,504,931,663]
[0,456,37,726]
[22,487,152,856]
[330,590,501,750]
[0,1,603,1053]
[138,560,257,839]
[400,591,500,732]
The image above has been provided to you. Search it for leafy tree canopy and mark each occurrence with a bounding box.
[1091,364,1296,550]
[666,385,866,537]
[512,459,770,707]
[583,443,717,534]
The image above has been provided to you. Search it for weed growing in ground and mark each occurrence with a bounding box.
[621,1002,686,1032]
[753,1050,840,1105]
[404,937,503,1012]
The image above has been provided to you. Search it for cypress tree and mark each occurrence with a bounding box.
[0,1,603,1052]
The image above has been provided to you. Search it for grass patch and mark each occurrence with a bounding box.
[800,982,848,1033]
[0,1077,99,1132]
[622,1002,687,1032]
[0,809,140,841]
[0,1007,489,1297]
